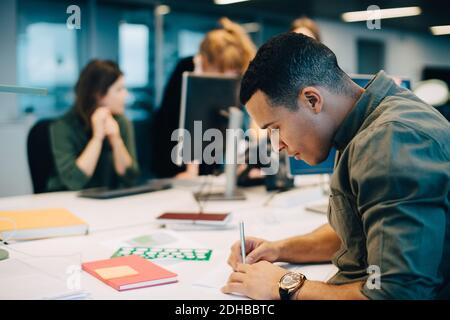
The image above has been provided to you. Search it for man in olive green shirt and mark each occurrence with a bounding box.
[47,109,139,191]
[224,33,449,300]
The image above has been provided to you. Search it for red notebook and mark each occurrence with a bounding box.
[156,212,232,225]
[82,255,178,291]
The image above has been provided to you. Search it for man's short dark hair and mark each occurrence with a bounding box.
[240,32,352,109]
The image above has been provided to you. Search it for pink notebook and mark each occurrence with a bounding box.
[82,255,178,291]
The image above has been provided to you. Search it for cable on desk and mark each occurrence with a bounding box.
[0,217,82,260]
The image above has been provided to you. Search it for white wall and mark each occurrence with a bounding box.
[0,0,18,121]
[0,119,34,197]
[317,18,450,85]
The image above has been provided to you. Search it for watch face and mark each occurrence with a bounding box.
[280,272,302,290]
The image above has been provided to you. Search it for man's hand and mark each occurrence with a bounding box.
[221,262,369,300]
[221,261,288,300]
[227,237,281,270]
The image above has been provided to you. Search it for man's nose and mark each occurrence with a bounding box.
[268,131,286,152]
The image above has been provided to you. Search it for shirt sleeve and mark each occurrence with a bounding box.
[116,115,140,186]
[49,120,90,191]
[350,122,450,299]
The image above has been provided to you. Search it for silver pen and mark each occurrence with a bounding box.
[239,220,246,264]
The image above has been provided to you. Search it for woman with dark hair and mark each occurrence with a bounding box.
[47,59,139,191]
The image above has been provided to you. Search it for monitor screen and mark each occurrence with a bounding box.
[351,74,411,90]
[177,72,241,169]
[288,148,337,176]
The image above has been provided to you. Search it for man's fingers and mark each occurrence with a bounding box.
[227,255,237,269]
[230,240,240,250]
[246,246,264,264]
[227,250,242,268]
[236,263,250,273]
[221,282,245,295]
[228,242,244,269]
[227,272,246,284]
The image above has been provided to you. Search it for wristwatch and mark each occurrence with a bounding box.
[278,272,307,300]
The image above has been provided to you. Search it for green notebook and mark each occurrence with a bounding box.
[112,247,212,261]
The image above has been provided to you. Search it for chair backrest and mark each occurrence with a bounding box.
[27,119,54,193]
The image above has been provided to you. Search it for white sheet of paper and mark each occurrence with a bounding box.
[192,264,233,290]
[193,262,338,291]
[100,230,199,250]
[0,258,88,300]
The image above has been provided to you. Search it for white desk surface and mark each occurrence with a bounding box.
[0,176,337,300]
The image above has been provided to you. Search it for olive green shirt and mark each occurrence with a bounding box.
[327,71,450,299]
[47,110,139,191]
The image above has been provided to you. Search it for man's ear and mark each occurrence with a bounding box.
[298,86,323,114]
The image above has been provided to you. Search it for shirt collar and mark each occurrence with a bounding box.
[333,70,395,151]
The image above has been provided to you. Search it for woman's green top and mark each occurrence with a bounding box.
[47,109,139,191]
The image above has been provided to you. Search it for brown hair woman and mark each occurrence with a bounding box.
[47,60,139,191]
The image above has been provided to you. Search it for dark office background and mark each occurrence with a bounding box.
[1,0,450,196]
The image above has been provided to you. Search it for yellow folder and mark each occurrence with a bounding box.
[0,208,88,241]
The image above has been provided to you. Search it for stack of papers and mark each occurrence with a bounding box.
[0,258,89,300]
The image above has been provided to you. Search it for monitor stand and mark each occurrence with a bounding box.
[194,107,246,201]
[304,174,332,214]
[0,248,8,261]
[194,190,246,201]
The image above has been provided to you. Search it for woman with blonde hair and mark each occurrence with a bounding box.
[290,16,321,42]
[152,18,256,178]
[195,17,256,75]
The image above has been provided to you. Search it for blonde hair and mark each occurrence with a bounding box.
[290,16,321,42]
[199,17,256,75]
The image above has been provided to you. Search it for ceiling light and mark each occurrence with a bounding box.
[214,0,251,5]
[430,25,450,35]
[342,6,421,22]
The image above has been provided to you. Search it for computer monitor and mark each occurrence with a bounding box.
[177,72,245,201]
[178,72,241,166]
[351,73,411,90]
[288,148,337,176]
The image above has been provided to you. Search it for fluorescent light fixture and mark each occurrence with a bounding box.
[430,25,450,35]
[342,6,421,22]
[155,5,170,15]
[214,0,250,5]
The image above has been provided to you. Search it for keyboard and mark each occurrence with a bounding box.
[78,180,171,199]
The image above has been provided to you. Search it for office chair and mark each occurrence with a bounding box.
[27,119,55,193]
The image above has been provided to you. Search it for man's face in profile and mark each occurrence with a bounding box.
[245,90,334,166]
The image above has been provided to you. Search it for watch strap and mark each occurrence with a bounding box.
[279,287,292,300]
[279,273,306,300]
